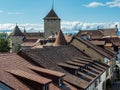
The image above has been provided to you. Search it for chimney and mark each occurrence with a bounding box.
[115,25,118,28]
[115,25,118,33]
[97,26,99,30]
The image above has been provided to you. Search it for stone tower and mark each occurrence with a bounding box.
[44,9,61,39]
[11,25,25,52]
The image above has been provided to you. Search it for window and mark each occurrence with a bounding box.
[99,77,101,83]
[104,58,108,64]
[43,85,49,90]
[95,80,98,87]
[0,82,12,90]
[83,49,85,52]
[59,79,63,87]
[82,35,87,40]
[106,69,109,77]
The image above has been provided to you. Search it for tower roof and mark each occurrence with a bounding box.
[12,25,24,36]
[53,30,67,46]
[44,9,60,20]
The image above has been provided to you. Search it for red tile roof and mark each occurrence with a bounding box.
[20,45,109,89]
[6,69,52,85]
[0,53,72,90]
[28,65,65,78]
[73,36,114,59]
[77,28,117,39]
[53,30,67,46]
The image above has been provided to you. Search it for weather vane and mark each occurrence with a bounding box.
[52,0,54,9]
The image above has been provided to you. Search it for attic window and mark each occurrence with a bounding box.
[95,80,98,87]
[85,65,88,69]
[83,49,85,52]
[82,35,87,40]
[59,79,63,87]
[99,77,101,83]
[43,85,49,90]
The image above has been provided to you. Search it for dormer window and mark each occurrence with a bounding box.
[82,35,87,40]
[43,85,49,90]
[59,78,63,87]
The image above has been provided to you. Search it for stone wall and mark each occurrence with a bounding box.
[70,39,104,62]
[44,19,60,39]
[11,36,24,52]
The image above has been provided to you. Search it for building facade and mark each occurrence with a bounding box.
[11,25,25,52]
[44,9,61,39]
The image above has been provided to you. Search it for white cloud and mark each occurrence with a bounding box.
[61,21,120,33]
[8,12,23,15]
[0,23,44,33]
[0,21,120,34]
[84,2,104,8]
[106,0,120,8]
[84,0,120,8]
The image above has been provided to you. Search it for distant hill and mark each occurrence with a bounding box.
[0,29,120,36]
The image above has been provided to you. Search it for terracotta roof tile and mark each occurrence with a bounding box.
[28,65,65,78]
[20,45,109,89]
[24,32,44,39]
[77,28,117,39]
[6,69,52,85]
[73,36,113,59]
[0,53,69,90]
[90,40,105,45]
[53,30,67,46]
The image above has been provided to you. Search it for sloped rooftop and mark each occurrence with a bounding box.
[0,53,74,90]
[20,45,109,89]
[53,30,67,46]
[12,25,24,36]
[44,9,60,20]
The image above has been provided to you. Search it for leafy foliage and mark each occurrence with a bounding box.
[0,33,11,52]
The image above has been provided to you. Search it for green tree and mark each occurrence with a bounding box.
[0,32,11,52]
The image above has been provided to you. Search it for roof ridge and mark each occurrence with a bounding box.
[75,36,112,59]
[12,25,24,36]
[44,9,60,19]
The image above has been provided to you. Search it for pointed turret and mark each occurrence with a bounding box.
[53,30,67,46]
[11,25,25,52]
[44,9,60,20]
[12,25,24,36]
[44,1,61,39]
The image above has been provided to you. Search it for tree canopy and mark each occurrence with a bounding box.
[0,33,11,52]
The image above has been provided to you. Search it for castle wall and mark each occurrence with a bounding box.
[11,36,24,52]
[44,19,60,39]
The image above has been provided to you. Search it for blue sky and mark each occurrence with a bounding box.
[0,0,120,23]
[0,0,120,32]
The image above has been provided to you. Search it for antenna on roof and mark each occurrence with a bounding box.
[115,25,118,28]
[52,0,54,9]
